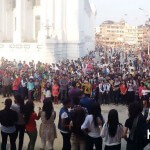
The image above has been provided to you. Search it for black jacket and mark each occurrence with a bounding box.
[0,108,18,127]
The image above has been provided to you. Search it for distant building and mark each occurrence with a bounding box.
[96,20,150,47]
[97,20,125,46]
[137,25,149,46]
[124,24,138,45]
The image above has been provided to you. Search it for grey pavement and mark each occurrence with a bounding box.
[0,98,149,150]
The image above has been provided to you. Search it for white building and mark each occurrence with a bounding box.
[124,24,138,45]
[0,0,96,63]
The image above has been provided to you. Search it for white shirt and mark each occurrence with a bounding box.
[101,123,123,146]
[45,90,51,98]
[142,90,150,96]
[21,80,27,87]
[61,112,68,119]
[81,115,102,138]
[99,83,104,93]
[103,83,111,92]
[127,83,134,92]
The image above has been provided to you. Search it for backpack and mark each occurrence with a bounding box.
[70,106,87,136]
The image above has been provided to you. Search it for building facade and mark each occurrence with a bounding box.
[0,0,96,63]
[138,25,150,46]
[124,24,138,45]
[96,20,150,47]
[97,20,125,46]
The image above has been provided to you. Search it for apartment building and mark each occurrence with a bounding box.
[96,20,149,47]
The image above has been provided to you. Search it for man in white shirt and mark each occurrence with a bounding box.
[20,76,28,99]
[103,80,111,104]
[99,80,105,104]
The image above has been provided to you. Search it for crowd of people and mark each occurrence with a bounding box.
[0,46,149,150]
[0,46,150,105]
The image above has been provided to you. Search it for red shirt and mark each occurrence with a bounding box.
[26,112,38,132]
[120,84,127,95]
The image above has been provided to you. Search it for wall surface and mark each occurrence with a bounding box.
[0,43,86,64]
[0,0,96,63]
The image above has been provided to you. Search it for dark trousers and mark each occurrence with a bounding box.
[114,90,119,104]
[15,125,25,150]
[104,92,110,104]
[1,131,16,150]
[21,87,28,99]
[134,94,140,102]
[60,90,67,102]
[28,90,34,101]
[127,91,135,105]
[60,132,71,150]
[109,90,114,103]
[2,85,11,97]
[26,130,37,150]
[121,94,127,104]
[127,142,143,150]
[105,144,121,150]
[99,93,105,104]
[87,136,102,150]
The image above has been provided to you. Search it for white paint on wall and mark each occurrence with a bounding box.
[0,0,96,63]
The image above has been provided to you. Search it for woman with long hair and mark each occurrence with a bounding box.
[11,94,25,150]
[40,98,57,150]
[81,102,104,150]
[124,102,147,150]
[101,109,123,150]
[24,101,41,150]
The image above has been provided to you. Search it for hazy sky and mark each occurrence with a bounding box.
[93,0,150,27]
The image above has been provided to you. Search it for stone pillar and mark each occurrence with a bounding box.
[0,0,14,42]
[61,0,67,42]
[0,0,5,42]
[24,0,34,42]
[13,0,24,43]
[54,0,63,42]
